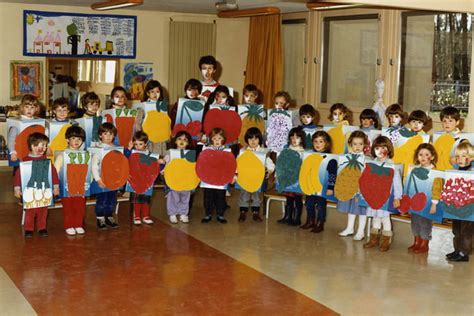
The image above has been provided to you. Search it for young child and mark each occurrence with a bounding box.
[446,141,473,262]
[14,132,59,238]
[51,97,70,122]
[299,104,319,148]
[81,92,101,118]
[364,136,402,251]
[277,127,305,226]
[110,86,128,109]
[201,128,230,224]
[407,143,441,254]
[204,85,237,112]
[125,131,158,225]
[199,55,220,99]
[408,110,429,134]
[338,131,369,240]
[165,131,194,224]
[359,108,379,132]
[237,127,275,222]
[91,122,120,230]
[440,106,461,136]
[54,125,88,235]
[302,131,337,233]
[170,79,203,128]
[242,84,259,105]
[329,103,349,126]
[8,94,41,163]
[273,91,291,110]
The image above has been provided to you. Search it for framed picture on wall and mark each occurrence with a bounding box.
[10,60,43,100]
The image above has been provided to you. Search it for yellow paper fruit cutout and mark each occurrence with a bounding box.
[299,154,323,195]
[393,135,423,177]
[327,125,345,154]
[433,134,455,171]
[142,111,171,143]
[236,150,265,193]
[335,154,363,201]
[50,123,72,154]
[164,159,200,191]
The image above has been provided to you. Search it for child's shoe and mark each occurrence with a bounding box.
[201,215,212,223]
[448,252,469,262]
[65,228,76,236]
[339,227,354,237]
[105,217,119,229]
[363,228,380,248]
[143,217,154,225]
[169,215,178,224]
[24,231,33,238]
[446,251,458,259]
[133,217,142,225]
[38,229,48,237]
[75,227,85,234]
[180,215,189,223]
[252,212,263,222]
[379,230,393,252]
[97,217,107,230]
[217,216,227,224]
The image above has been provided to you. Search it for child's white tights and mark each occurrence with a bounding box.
[339,214,367,240]
[372,216,391,231]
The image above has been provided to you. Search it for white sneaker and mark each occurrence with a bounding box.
[226,190,231,197]
[169,215,178,224]
[133,218,142,225]
[75,227,85,234]
[339,228,354,236]
[142,217,154,225]
[353,233,365,241]
[65,228,76,236]
[180,215,189,223]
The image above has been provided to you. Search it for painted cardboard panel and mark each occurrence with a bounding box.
[322,125,359,154]
[275,148,303,193]
[400,165,445,223]
[266,109,293,152]
[235,149,266,193]
[102,108,137,147]
[19,159,54,209]
[439,169,474,222]
[300,152,338,201]
[76,116,102,149]
[198,147,234,190]
[200,86,234,101]
[125,151,160,196]
[237,104,265,146]
[88,146,127,194]
[133,100,171,143]
[164,149,200,191]
[58,150,91,198]
[7,118,45,166]
[203,107,242,144]
[46,120,72,157]
[334,153,365,201]
[174,98,205,140]
[432,132,474,171]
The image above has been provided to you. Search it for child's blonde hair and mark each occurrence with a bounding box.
[454,141,474,159]
[20,94,39,115]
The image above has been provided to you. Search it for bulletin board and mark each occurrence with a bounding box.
[23,10,137,58]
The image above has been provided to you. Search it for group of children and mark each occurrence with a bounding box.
[9,55,472,263]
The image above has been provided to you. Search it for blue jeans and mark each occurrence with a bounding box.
[306,195,327,222]
[95,191,117,217]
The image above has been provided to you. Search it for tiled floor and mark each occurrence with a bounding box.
[0,168,473,315]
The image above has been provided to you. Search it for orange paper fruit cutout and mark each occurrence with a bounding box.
[236,150,265,193]
[101,150,129,190]
[15,125,45,160]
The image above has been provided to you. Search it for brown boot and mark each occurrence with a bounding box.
[379,230,393,252]
[363,228,380,248]
[300,218,315,229]
[413,239,429,254]
[238,207,248,222]
[408,236,421,252]
[311,221,325,233]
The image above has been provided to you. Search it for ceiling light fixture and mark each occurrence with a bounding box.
[91,0,143,11]
[217,7,280,18]
[215,0,238,11]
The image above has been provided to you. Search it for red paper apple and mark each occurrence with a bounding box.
[196,149,236,186]
[203,108,242,143]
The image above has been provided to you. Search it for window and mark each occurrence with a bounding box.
[282,20,306,106]
[321,14,379,107]
[399,13,472,113]
[78,60,116,84]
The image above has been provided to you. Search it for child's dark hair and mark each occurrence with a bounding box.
[440,106,460,121]
[133,131,149,143]
[171,131,193,149]
[274,91,291,107]
[244,127,263,146]
[348,130,369,146]
[111,86,127,98]
[243,84,258,95]
[312,130,332,153]
[414,143,438,166]
[98,122,117,137]
[371,136,394,159]
[408,110,428,125]
[65,125,86,141]
[299,104,316,118]
[359,108,379,129]
[328,103,348,120]
[52,97,69,111]
[385,103,405,119]
[81,92,100,108]
[21,94,38,106]
[209,127,226,144]
[206,85,236,107]
[142,80,163,102]
[287,126,305,145]
[199,55,217,69]
[184,79,203,95]
[27,132,49,150]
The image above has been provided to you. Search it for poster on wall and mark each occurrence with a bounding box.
[10,61,43,100]
[123,63,153,100]
[23,10,137,58]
